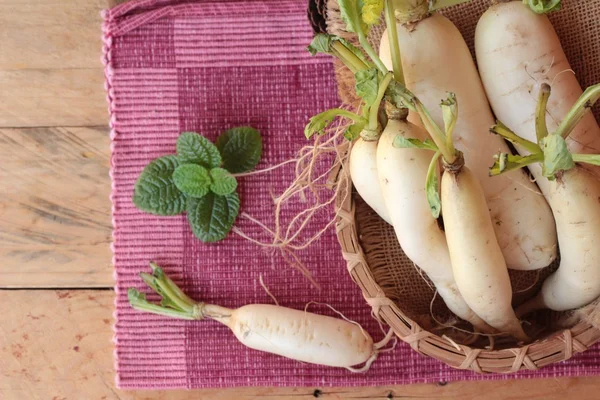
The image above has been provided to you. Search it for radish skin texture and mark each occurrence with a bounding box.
[517,167,600,314]
[218,304,374,368]
[442,166,528,341]
[475,1,600,172]
[377,120,491,331]
[350,138,392,224]
[380,13,556,271]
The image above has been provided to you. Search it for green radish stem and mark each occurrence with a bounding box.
[368,73,394,131]
[331,41,369,73]
[490,122,542,155]
[413,98,456,163]
[535,83,551,142]
[385,0,404,84]
[555,83,600,140]
[357,31,388,75]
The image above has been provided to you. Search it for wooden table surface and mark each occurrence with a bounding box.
[1,0,599,398]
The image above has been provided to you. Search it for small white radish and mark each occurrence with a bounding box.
[350,138,392,224]
[380,9,556,271]
[475,0,600,174]
[441,161,527,341]
[210,303,374,368]
[377,116,492,331]
[129,264,387,370]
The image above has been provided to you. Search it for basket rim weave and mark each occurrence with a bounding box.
[334,170,600,373]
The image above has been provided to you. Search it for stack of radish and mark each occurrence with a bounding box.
[310,0,600,342]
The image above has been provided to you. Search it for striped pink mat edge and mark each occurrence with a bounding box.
[103,0,600,389]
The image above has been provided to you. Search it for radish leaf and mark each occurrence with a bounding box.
[344,121,367,140]
[210,168,238,195]
[187,192,240,243]
[216,127,262,173]
[305,108,365,139]
[338,0,368,34]
[355,68,381,106]
[173,164,211,198]
[393,136,438,151]
[133,155,186,215]
[177,132,222,168]
[525,0,561,14]
[541,134,574,179]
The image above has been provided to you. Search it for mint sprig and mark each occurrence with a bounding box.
[133,156,187,215]
[132,128,262,242]
[216,127,262,173]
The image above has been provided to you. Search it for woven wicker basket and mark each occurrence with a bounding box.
[308,0,600,373]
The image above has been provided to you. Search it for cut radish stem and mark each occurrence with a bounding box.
[129,263,393,371]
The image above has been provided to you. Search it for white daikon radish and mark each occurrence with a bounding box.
[129,263,390,370]
[350,138,392,224]
[380,5,556,271]
[488,83,600,315]
[393,88,528,340]
[378,115,491,331]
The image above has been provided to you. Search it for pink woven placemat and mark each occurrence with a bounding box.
[104,0,600,389]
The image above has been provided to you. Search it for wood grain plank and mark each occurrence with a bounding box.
[0,0,108,127]
[0,290,599,400]
[0,1,106,70]
[0,126,112,288]
[0,69,107,128]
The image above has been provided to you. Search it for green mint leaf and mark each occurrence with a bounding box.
[393,136,438,151]
[338,0,368,34]
[176,132,222,168]
[307,34,371,67]
[526,0,561,14]
[172,164,211,198]
[344,121,366,141]
[215,127,262,173]
[541,134,575,179]
[355,68,381,106]
[187,192,240,243]
[426,152,442,219]
[210,168,238,195]
[133,155,186,216]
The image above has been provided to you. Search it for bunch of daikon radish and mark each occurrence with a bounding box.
[307,0,600,342]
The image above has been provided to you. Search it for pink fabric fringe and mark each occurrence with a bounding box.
[104,0,600,389]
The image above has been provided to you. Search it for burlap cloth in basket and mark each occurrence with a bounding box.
[105,0,600,389]
[324,0,600,373]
